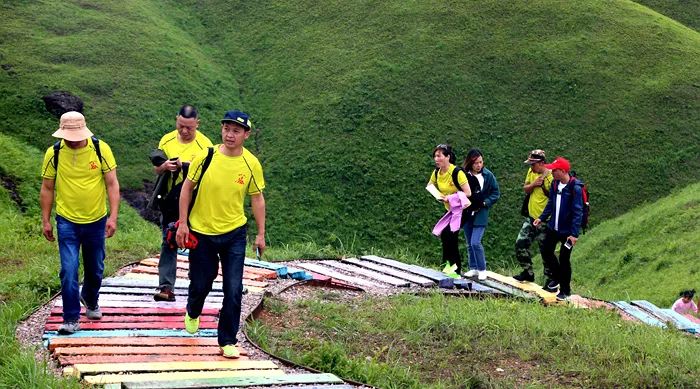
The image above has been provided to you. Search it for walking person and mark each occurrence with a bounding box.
[176,110,266,358]
[461,149,500,281]
[513,149,553,283]
[152,105,213,302]
[40,111,120,334]
[533,157,584,300]
[427,144,471,277]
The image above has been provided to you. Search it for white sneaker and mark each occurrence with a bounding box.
[464,269,478,278]
[477,271,487,281]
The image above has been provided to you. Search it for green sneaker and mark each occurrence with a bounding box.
[441,262,458,274]
[445,270,461,279]
[184,312,199,334]
[220,344,240,359]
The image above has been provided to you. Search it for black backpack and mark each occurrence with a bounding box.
[159,147,214,224]
[433,166,465,193]
[53,136,103,171]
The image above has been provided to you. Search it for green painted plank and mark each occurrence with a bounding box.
[122,373,343,388]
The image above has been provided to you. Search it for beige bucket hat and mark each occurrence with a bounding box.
[52,111,94,141]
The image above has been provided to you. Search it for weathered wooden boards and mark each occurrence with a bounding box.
[116,372,345,388]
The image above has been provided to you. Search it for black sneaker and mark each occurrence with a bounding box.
[513,271,535,283]
[543,280,560,293]
[556,292,569,301]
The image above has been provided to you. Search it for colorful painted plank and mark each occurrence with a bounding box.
[50,307,219,316]
[321,260,410,287]
[66,359,278,376]
[244,258,288,277]
[43,329,217,339]
[88,294,224,303]
[286,266,313,280]
[612,301,667,328]
[139,259,268,281]
[98,286,224,297]
[470,278,535,300]
[57,354,249,366]
[53,300,218,309]
[119,373,343,388]
[632,300,696,332]
[484,271,557,303]
[48,336,222,350]
[102,277,224,292]
[53,345,225,356]
[294,262,387,288]
[46,321,219,331]
[84,368,286,385]
[305,271,365,291]
[341,258,435,287]
[47,315,217,324]
[360,255,448,282]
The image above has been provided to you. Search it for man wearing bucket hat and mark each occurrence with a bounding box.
[40,111,120,334]
[175,109,266,359]
[151,105,213,302]
[533,156,584,301]
[512,149,553,285]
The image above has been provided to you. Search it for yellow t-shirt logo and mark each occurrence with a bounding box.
[236,174,246,185]
[89,161,99,170]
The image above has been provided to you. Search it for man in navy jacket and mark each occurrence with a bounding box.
[533,157,583,300]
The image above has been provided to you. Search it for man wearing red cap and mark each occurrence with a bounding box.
[40,111,120,334]
[533,157,584,301]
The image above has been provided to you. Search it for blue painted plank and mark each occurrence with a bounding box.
[613,301,667,328]
[244,258,288,277]
[43,329,217,340]
[631,300,696,332]
[286,267,312,280]
[660,309,700,333]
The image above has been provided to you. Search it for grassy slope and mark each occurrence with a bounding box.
[571,182,700,307]
[252,293,700,388]
[1,1,699,266]
[635,0,700,31]
[0,132,160,387]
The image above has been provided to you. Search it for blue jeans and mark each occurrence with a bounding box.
[56,215,106,322]
[463,222,487,271]
[187,226,247,347]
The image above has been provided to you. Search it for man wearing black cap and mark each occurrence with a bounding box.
[513,150,553,285]
[176,110,265,358]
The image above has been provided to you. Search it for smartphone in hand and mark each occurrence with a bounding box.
[564,239,573,250]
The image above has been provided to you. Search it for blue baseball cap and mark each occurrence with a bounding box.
[220,110,252,130]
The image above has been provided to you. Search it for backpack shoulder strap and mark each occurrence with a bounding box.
[91,136,103,165]
[189,147,215,214]
[452,166,463,191]
[433,168,439,191]
[53,140,61,169]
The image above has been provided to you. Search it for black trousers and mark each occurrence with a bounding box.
[440,228,462,274]
[540,228,573,295]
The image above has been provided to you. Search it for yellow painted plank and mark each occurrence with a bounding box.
[484,271,558,303]
[83,368,285,384]
[73,359,277,375]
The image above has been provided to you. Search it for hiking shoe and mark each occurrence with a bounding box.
[80,296,102,320]
[154,287,176,302]
[220,344,240,359]
[441,262,457,274]
[513,271,535,283]
[445,270,461,279]
[58,321,80,335]
[463,269,478,278]
[543,280,560,293]
[184,312,200,334]
[477,271,487,281]
[556,292,570,301]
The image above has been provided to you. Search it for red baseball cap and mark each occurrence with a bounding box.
[544,157,571,173]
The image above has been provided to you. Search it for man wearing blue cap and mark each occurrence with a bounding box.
[176,110,266,358]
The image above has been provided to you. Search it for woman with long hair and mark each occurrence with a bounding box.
[461,148,500,280]
[428,144,471,276]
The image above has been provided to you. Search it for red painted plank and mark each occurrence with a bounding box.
[57,354,248,365]
[50,307,219,316]
[53,345,224,355]
[48,337,221,350]
[45,321,218,331]
[46,315,217,324]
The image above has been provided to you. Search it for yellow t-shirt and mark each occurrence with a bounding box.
[428,165,468,210]
[157,130,213,188]
[525,168,553,219]
[41,138,117,224]
[187,146,265,235]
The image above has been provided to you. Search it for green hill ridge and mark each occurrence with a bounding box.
[1,0,699,265]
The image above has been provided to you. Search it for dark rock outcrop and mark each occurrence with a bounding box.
[42,91,83,117]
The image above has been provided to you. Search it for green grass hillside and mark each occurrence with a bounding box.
[572,182,700,307]
[636,0,700,31]
[1,0,699,265]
